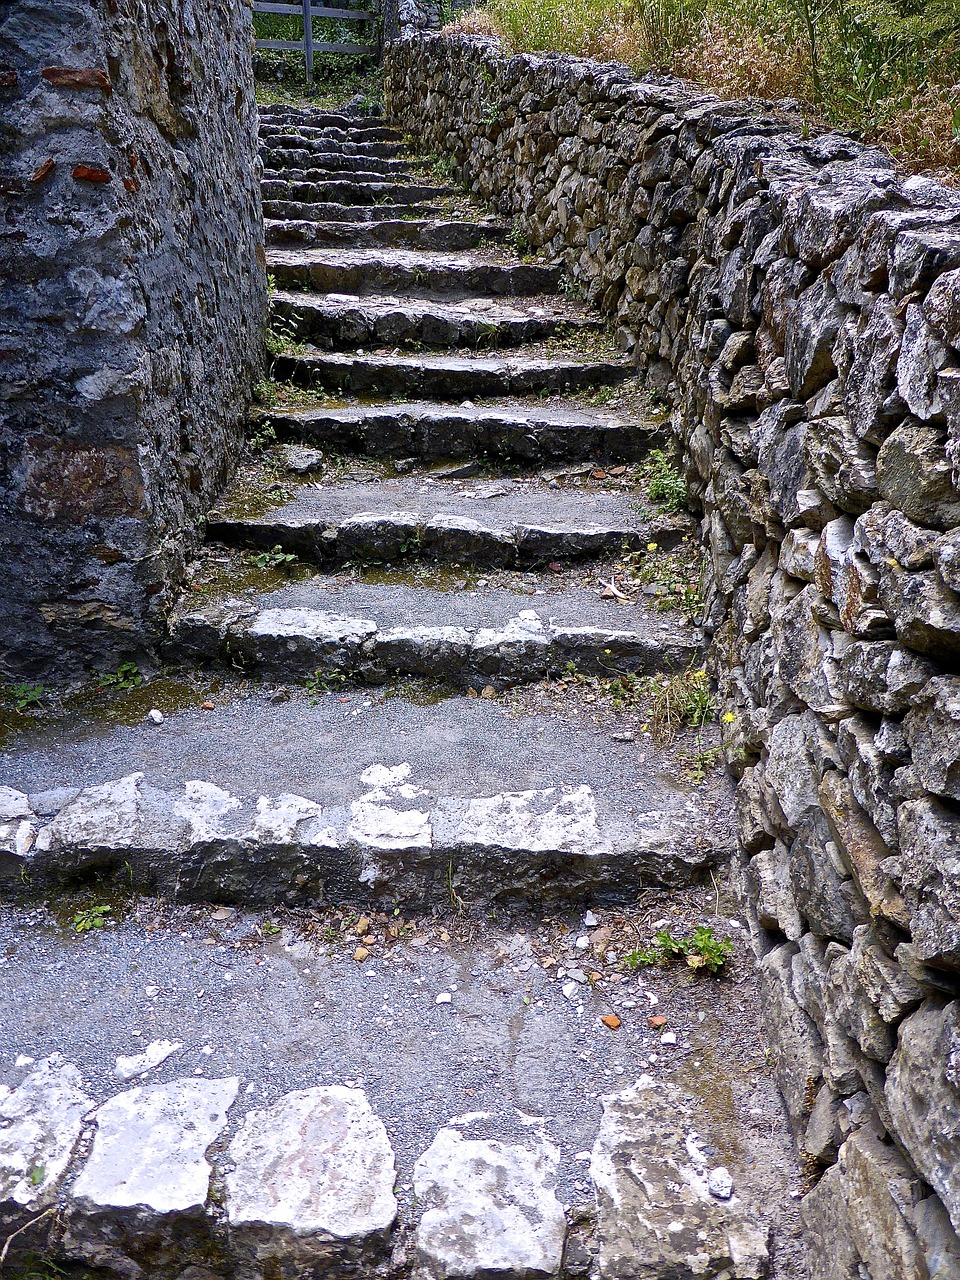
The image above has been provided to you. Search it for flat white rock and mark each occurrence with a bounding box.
[71,1076,238,1213]
[225,1085,397,1257]
[0,1056,91,1215]
[414,1127,566,1279]
[115,1039,183,1080]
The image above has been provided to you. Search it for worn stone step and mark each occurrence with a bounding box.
[265,217,510,251]
[257,109,402,141]
[260,147,411,176]
[272,349,632,398]
[0,693,726,906]
[265,401,661,463]
[206,477,657,568]
[168,573,702,683]
[260,177,447,205]
[271,291,601,349]
[0,905,793,1277]
[258,128,406,159]
[262,165,412,187]
[263,199,446,223]
[267,246,563,297]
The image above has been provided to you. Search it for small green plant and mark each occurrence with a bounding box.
[252,380,279,409]
[248,544,298,571]
[2,682,46,712]
[623,924,733,975]
[97,661,142,690]
[642,449,687,513]
[261,919,281,936]
[29,1164,46,1186]
[305,667,352,701]
[640,666,716,741]
[72,904,111,934]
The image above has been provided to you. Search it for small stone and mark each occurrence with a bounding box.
[353,946,369,962]
[115,1039,182,1081]
[583,910,599,928]
[562,981,579,1000]
[575,935,590,950]
[147,709,164,724]
[435,992,453,1005]
[708,1167,734,1200]
[601,1013,621,1030]
[660,1032,677,1046]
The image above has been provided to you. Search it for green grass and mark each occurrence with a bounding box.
[456,0,960,171]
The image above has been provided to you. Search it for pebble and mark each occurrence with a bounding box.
[147,709,164,724]
[708,1166,734,1199]
[436,992,453,1005]
[660,1032,677,1045]
[583,911,599,927]
[574,935,590,950]
[561,981,578,1000]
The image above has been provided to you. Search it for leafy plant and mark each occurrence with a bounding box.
[252,380,279,409]
[248,545,298,571]
[642,449,687,513]
[640,666,716,740]
[623,924,733,973]
[306,667,352,701]
[97,662,142,691]
[73,904,111,934]
[2,682,46,712]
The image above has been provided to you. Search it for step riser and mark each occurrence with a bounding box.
[14,778,719,909]
[265,219,509,250]
[205,514,671,569]
[266,409,659,463]
[261,179,444,205]
[258,115,401,141]
[272,353,632,398]
[168,612,702,687]
[272,298,597,350]
[258,131,406,158]
[263,201,445,223]
[268,257,562,298]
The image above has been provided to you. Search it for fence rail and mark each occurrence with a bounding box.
[252,0,388,81]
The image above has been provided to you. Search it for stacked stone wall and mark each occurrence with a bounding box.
[385,33,960,1277]
[0,0,266,680]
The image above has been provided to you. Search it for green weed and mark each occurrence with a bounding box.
[306,668,354,700]
[247,545,298,571]
[642,449,687,513]
[623,924,733,974]
[97,662,142,691]
[1,682,46,712]
[72,904,111,934]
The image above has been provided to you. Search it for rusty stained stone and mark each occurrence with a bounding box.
[72,164,111,183]
[18,437,146,522]
[122,177,140,193]
[41,66,111,93]
[30,158,55,184]
[0,70,17,88]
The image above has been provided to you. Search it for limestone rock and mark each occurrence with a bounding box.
[798,1162,863,1280]
[758,943,823,1119]
[63,1076,239,1277]
[589,1077,769,1279]
[838,639,937,715]
[876,418,960,531]
[896,798,960,967]
[414,1124,565,1280]
[904,676,960,802]
[0,1056,92,1251]
[225,1086,397,1274]
[886,1002,960,1238]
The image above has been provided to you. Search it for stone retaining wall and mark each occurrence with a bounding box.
[0,0,266,681]
[385,33,960,1278]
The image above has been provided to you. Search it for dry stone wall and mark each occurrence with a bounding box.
[0,0,266,680]
[385,33,960,1279]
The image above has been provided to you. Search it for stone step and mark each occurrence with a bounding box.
[168,574,702,683]
[265,217,510,251]
[265,401,661,463]
[260,177,447,205]
[260,147,411,176]
[1,694,725,906]
[263,199,446,223]
[205,476,658,568]
[267,246,563,297]
[0,909,791,1278]
[257,109,402,141]
[272,349,633,398]
[271,291,602,349]
[258,128,407,159]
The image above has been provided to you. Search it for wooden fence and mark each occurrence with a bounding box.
[253,0,398,81]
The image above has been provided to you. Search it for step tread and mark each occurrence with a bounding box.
[268,400,656,432]
[263,202,447,222]
[274,349,631,375]
[267,245,545,271]
[265,218,510,250]
[3,688,726,906]
[272,290,600,326]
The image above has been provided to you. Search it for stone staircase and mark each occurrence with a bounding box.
[0,102,804,1279]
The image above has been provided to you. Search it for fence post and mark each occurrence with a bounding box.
[302,0,314,83]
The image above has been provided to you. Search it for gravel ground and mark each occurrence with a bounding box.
[0,888,805,1276]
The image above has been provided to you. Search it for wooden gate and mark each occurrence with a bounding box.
[253,0,397,82]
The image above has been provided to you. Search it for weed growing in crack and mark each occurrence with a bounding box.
[641,448,687,513]
[72,904,112,934]
[305,668,355,701]
[1,682,47,713]
[97,662,142,691]
[247,545,299,571]
[623,924,733,974]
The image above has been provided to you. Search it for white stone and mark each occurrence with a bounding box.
[709,1167,734,1200]
[583,910,599,927]
[147,709,164,724]
[71,1076,238,1213]
[34,773,146,854]
[115,1039,183,1081]
[249,608,377,645]
[225,1086,396,1266]
[0,1057,92,1214]
[0,788,32,822]
[452,786,604,854]
[414,1127,566,1279]
[562,981,579,999]
[436,992,453,1005]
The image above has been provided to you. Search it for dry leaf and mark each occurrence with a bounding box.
[356,915,371,936]
[481,685,496,699]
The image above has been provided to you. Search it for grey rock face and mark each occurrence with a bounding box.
[414,1124,566,1280]
[0,1056,92,1254]
[589,1077,769,1279]
[224,1086,397,1275]
[63,1076,239,1276]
